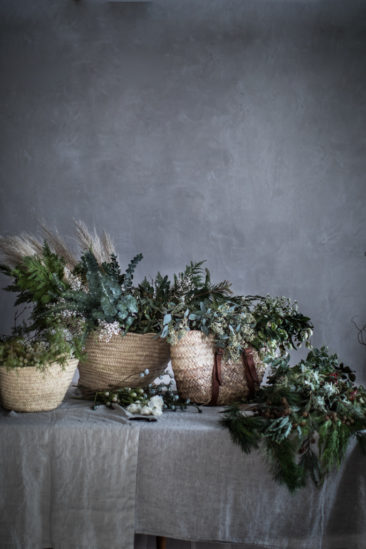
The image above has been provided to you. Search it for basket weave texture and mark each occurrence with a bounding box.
[0,358,78,412]
[78,332,170,391]
[170,330,266,405]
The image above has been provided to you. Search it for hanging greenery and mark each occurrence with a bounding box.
[222,347,366,492]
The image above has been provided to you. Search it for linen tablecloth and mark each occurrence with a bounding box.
[1,397,365,549]
[136,408,366,549]
[0,397,140,549]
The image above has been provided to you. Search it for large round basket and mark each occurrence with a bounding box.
[0,358,78,412]
[170,330,266,405]
[78,332,170,391]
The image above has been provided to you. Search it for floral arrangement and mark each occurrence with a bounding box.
[0,226,313,364]
[160,263,313,361]
[1,222,365,492]
[222,347,366,491]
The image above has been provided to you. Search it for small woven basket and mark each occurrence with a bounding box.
[0,358,78,412]
[170,330,266,405]
[78,332,170,391]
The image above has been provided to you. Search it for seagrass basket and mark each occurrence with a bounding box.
[0,358,78,412]
[170,330,266,405]
[78,332,170,391]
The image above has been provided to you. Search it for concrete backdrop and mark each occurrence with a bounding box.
[0,0,365,379]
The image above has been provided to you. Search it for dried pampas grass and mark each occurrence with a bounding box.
[40,225,78,270]
[0,221,117,271]
[74,220,116,264]
[0,226,78,271]
[0,233,43,269]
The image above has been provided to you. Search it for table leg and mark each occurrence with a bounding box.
[156,536,167,549]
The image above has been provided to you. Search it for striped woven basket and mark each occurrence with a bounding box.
[170,330,266,405]
[0,358,78,412]
[78,332,170,391]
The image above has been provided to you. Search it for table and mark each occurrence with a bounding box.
[1,395,365,549]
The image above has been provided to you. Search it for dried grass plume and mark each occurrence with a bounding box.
[74,220,116,264]
[40,225,78,270]
[0,221,117,271]
[0,233,43,269]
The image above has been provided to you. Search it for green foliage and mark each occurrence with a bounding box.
[222,407,263,452]
[222,347,366,492]
[243,295,313,355]
[59,250,142,334]
[0,243,85,354]
[1,242,68,309]
[130,272,173,334]
[170,261,232,304]
[161,271,313,361]
[0,329,76,371]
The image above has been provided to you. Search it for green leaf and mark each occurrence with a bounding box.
[164,313,172,325]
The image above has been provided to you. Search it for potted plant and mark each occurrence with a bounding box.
[160,263,313,405]
[0,223,170,392]
[0,329,79,412]
[58,250,171,390]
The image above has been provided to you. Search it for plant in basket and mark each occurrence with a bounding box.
[57,249,172,391]
[0,328,80,412]
[0,223,171,393]
[0,238,85,354]
[160,262,313,406]
[0,232,86,412]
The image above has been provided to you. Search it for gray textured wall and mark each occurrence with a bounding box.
[0,0,365,379]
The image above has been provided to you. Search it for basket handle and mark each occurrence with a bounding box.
[209,348,224,406]
[209,346,260,405]
[241,347,260,399]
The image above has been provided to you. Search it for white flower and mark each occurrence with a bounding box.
[151,407,163,417]
[98,321,122,343]
[140,406,153,416]
[64,267,84,291]
[149,396,164,409]
[126,403,140,414]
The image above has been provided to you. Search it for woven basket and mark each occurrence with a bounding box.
[78,332,170,391]
[170,330,266,405]
[0,358,78,412]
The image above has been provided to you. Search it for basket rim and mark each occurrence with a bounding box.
[88,331,162,339]
[0,357,79,374]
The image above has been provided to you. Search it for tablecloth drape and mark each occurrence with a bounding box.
[136,408,366,549]
[1,397,365,549]
[0,398,140,549]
